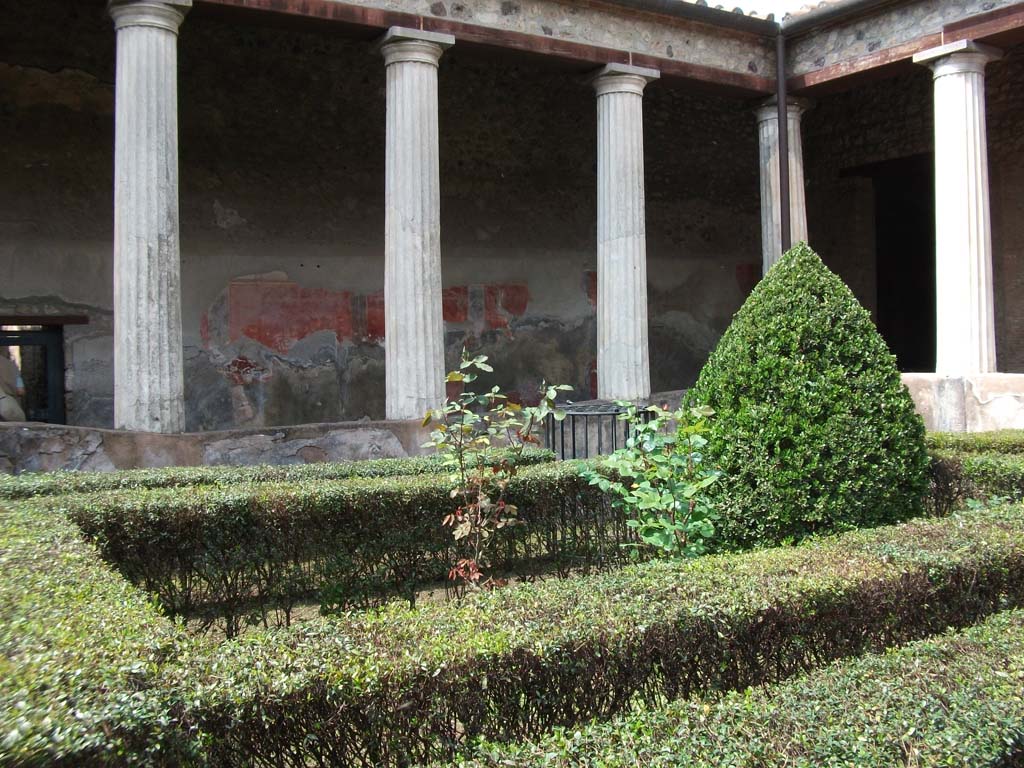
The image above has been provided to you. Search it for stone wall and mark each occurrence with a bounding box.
[0,419,431,474]
[987,43,1024,374]
[787,0,1020,76]
[801,43,1024,373]
[0,0,761,430]
[802,67,933,318]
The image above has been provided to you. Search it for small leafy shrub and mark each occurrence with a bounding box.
[583,403,719,559]
[688,242,930,550]
[456,608,1024,767]
[424,353,569,591]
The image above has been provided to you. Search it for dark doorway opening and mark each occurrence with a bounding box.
[844,154,936,372]
[0,325,66,424]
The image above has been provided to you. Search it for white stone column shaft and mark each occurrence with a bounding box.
[914,41,1001,375]
[379,28,453,420]
[756,97,810,273]
[110,0,189,433]
[593,64,658,402]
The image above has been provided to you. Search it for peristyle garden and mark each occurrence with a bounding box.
[3,245,1024,766]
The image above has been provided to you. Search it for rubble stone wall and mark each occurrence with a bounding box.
[801,43,1023,374]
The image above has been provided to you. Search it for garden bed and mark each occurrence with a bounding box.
[165,504,1024,766]
[4,492,1024,765]
[5,431,1024,764]
[37,442,1024,635]
[52,460,625,633]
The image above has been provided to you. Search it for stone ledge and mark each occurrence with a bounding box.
[902,373,1024,433]
[0,419,432,475]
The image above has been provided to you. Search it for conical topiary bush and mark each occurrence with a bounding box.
[688,242,929,550]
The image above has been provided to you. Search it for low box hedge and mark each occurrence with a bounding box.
[0,447,555,500]
[5,499,1024,766]
[926,429,1024,455]
[168,504,1024,766]
[929,450,1024,514]
[56,461,627,635]
[54,448,1024,636]
[457,608,1024,767]
[0,501,199,766]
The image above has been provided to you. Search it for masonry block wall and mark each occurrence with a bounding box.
[0,1,759,429]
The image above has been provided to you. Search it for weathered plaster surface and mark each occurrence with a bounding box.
[0,419,430,474]
[987,43,1024,373]
[788,0,1018,76]
[903,373,1024,432]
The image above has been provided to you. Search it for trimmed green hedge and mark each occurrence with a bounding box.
[169,504,1024,766]
[457,608,1024,767]
[0,447,555,500]
[57,461,626,635]
[688,244,930,551]
[927,429,1024,455]
[0,501,199,766]
[28,446,1024,639]
[5,498,1024,766]
[929,451,1024,514]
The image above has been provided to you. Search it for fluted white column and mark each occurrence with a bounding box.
[109,0,189,433]
[914,40,1001,375]
[592,64,658,402]
[756,96,810,273]
[378,28,453,420]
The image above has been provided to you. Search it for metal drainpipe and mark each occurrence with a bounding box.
[776,31,791,254]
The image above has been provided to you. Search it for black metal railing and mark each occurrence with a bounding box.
[545,401,655,460]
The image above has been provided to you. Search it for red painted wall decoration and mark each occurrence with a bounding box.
[442,286,470,323]
[484,283,530,329]
[365,291,385,342]
[220,278,531,352]
[224,355,268,385]
[228,279,353,354]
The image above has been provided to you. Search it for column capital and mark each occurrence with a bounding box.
[108,0,190,33]
[591,63,659,97]
[755,95,812,123]
[377,27,454,67]
[913,39,1001,78]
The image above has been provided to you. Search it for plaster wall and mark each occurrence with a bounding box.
[0,2,760,429]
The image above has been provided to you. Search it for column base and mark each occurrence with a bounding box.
[901,373,1024,432]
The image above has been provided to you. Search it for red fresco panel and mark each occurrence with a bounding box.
[228,279,353,353]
